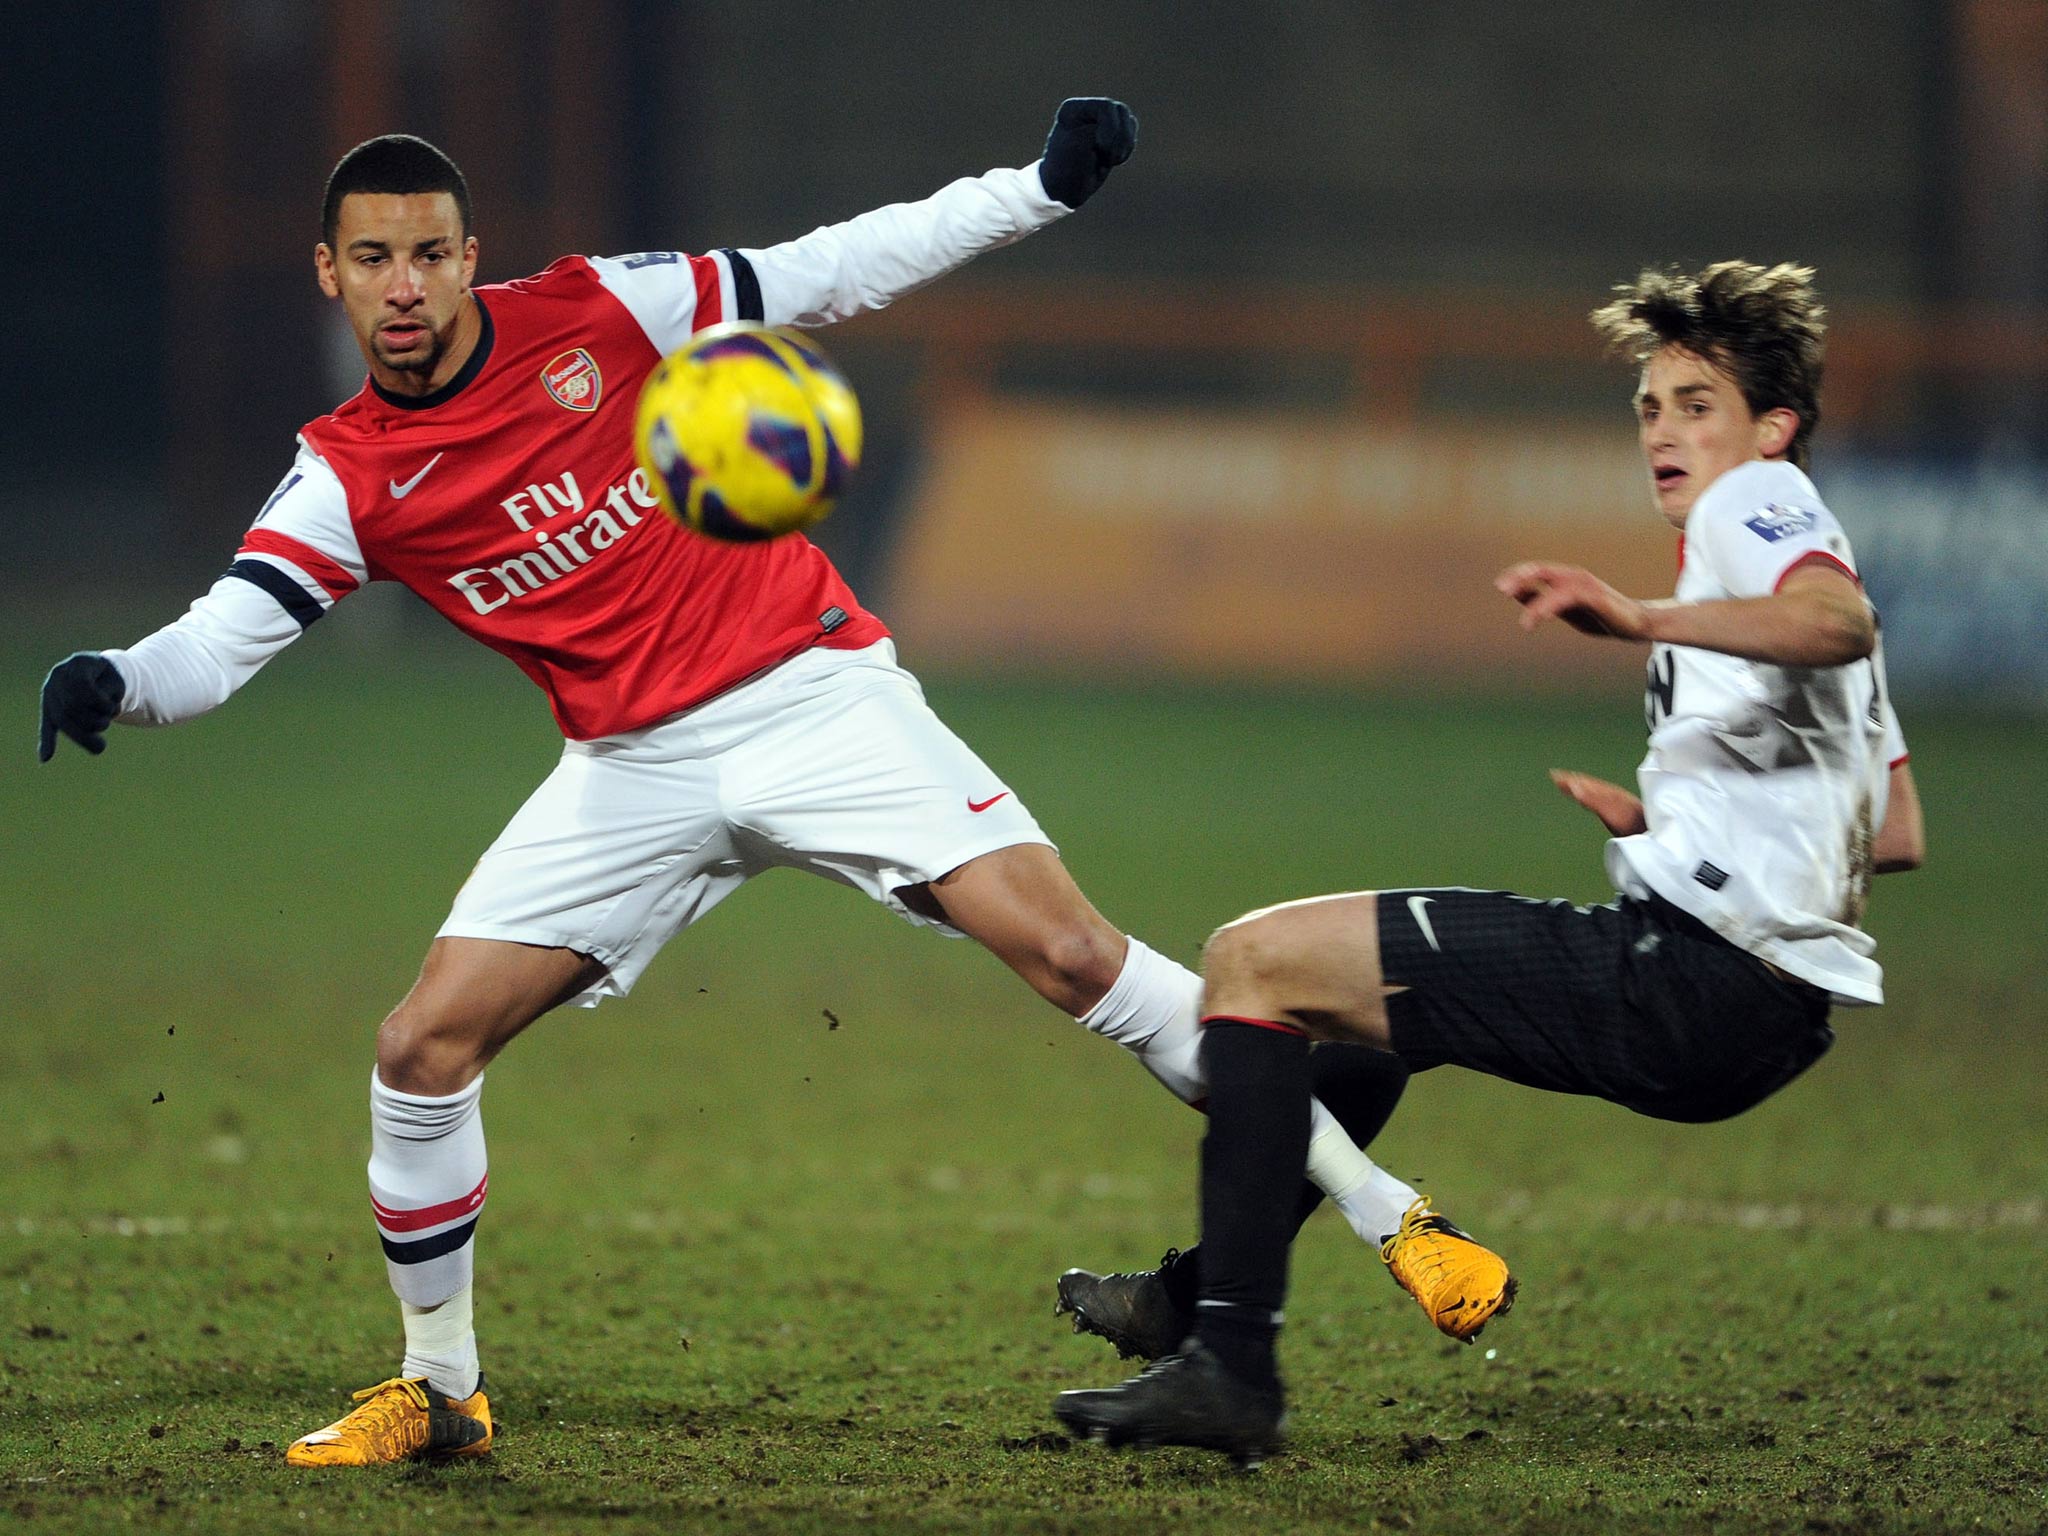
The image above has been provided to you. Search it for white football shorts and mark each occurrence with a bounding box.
[439,639,1051,1007]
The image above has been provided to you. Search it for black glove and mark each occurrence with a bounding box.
[38,652,125,762]
[1038,98,1137,209]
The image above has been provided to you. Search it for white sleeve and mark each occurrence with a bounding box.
[587,251,736,357]
[591,164,1068,352]
[740,162,1069,328]
[1692,479,1861,600]
[1882,705,1909,766]
[101,445,362,727]
[1874,640,1909,765]
[102,576,310,726]
[241,441,369,596]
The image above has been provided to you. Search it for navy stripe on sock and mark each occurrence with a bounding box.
[720,248,764,322]
[226,559,324,628]
[379,1216,478,1266]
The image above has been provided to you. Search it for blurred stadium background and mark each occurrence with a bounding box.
[3,5,2045,1530]
[5,0,2044,695]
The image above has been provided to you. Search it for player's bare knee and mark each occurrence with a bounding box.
[376,1003,489,1097]
[1201,912,1305,996]
[1034,921,1127,1015]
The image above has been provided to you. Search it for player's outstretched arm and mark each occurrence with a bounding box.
[1496,559,1876,667]
[37,652,126,761]
[41,453,362,763]
[740,98,1137,330]
[37,561,337,763]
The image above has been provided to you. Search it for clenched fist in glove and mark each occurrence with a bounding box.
[1039,98,1138,209]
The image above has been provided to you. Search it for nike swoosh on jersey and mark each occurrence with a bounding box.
[967,792,1010,813]
[389,453,444,499]
[1406,895,1443,954]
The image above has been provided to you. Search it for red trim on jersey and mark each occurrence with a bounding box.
[1772,550,1860,592]
[1889,752,1910,769]
[691,253,724,330]
[1201,1013,1308,1038]
[372,1174,489,1234]
[1675,534,1686,574]
[240,528,361,600]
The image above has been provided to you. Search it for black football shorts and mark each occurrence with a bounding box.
[1377,887,1834,1124]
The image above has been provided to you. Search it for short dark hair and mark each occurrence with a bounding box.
[1591,261,1827,469]
[321,134,472,250]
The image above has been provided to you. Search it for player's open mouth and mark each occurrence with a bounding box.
[380,323,429,351]
[1653,466,1686,489]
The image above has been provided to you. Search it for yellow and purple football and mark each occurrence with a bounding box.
[633,322,863,542]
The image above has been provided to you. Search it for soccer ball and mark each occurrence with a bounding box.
[633,323,863,542]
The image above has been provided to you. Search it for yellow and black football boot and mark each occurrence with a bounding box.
[1379,1197,1517,1343]
[285,1375,492,1467]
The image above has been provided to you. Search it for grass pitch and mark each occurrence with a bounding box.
[3,634,2044,1534]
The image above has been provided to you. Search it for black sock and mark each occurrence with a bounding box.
[1160,1043,1411,1304]
[1289,1043,1412,1230]
[1157,1245,1201,1315]
[1191,1018,1313,1392]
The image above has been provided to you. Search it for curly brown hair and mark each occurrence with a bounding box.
[1591,261,1826,469]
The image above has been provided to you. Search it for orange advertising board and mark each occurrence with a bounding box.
[886,402,1678,688]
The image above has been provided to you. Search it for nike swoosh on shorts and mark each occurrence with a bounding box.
[1406,895,1443,954]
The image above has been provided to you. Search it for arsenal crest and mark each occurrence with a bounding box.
[541,349,603,412]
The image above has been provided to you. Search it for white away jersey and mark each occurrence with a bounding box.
[1605,460,1907,1004]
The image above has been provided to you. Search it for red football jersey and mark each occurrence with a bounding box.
[246,254,886,740]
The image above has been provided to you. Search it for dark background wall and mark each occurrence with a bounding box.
[684,3,1950,296]
[3,1,2041,616]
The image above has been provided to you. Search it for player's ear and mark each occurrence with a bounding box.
[1755,406,1799,461]
[315,243,341,300]
[461,235,479,286]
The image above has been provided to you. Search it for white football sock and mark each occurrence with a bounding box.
[1075,937,1207,1103]
[402,1283,481,1400]
[1079,938,1405,1236]
[1307,1120,1422,1243]
[368,1069,487,1392]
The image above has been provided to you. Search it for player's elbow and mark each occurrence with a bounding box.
[1875,828,1926,874]
[1809,603,1877,666]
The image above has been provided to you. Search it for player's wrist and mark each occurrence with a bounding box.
[95,649,135,714]
[1634,599,1679,644]
[1020,160,1070,216]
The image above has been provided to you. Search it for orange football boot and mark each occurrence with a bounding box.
[285,1375,492,1467]
[1379,1197,1517,1343]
